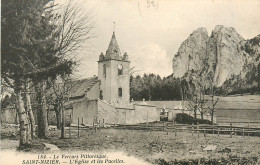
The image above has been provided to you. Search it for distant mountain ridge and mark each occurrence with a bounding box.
[172,25,260,94]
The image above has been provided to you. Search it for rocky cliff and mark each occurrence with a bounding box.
[172,25,260,91]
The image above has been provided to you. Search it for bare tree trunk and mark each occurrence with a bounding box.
[25,82,36,139]
[36,81,48,138]
[60,102,65,138]
[211,111,214,122]
[54,104,61,130]
[15,105,18,125]
[200,112,204,119]
[16,89,29,146]
[194,108,197,119]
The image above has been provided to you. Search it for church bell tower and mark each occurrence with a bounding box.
[98,31,130,105]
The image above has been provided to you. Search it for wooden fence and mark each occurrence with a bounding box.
[91,122,260,137]
[68,118,260,138]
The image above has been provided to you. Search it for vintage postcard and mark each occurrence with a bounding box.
[1,0,260,164]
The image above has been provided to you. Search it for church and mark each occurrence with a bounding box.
[67,31,160,125]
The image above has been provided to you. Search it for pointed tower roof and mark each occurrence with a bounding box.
[105,32,122,60]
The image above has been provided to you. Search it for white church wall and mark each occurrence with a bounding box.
[72,99,98,125]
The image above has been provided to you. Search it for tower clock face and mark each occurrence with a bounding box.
[118,64,123,70]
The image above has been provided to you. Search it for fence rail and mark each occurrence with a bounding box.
[90,122,260,137]
[66,120,260,138]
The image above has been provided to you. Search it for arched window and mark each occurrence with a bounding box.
[100,90,103,100]
[103,64,106,77]
[118,88,122,97]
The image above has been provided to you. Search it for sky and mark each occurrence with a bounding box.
[65,0,260,78]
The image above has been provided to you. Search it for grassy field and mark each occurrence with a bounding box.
[37,128,260,164]
[2,123,260,164]
[1,95,260,164]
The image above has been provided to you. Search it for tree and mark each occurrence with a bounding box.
[130,75,144,100]
[183,78,199,119]
[45,0,93,138]
[130,74,182,101]
[183,70,209,119]
[2,0,93,144]
[208,93,219,123]
[28,0,93,139]
[24,80,36,139]
[1,0,54,145]
[207,74,219,123]
[46,75,72,138]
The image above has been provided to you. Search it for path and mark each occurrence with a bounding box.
[0,139,19,151]
[43,142,61,153]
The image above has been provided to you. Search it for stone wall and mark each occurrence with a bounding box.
[133,104,159,124]
[97,99,119,124]
[1,99,160,126]
[48,109,73,126]
[1,107,18,124]
[97,100,160,125]
[72,99,98,125]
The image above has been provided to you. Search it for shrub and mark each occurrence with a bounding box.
[175,113,213,125]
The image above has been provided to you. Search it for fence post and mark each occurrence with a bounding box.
[197,122,199,138]
[230,123,232,138]
[192,123,194,136]
[242,125,244,137]
[93,119,96,133]
[78,117,80,138]
[82,118,84,134]
[69,114,72,138]
[247,123,250,136]
[174,121,177,137]
[166,122,168,135]
[212,123,215,134]
[82,117,83,125]
[95,119,97,133]
[93,119,95,129]
[204,126,206,137]
[163,121,165,132]
[217,126,219,136]
[69,123,71,139]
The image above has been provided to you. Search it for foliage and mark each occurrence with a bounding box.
[1,94,16,109]
[130,74,182,101]
[175,113,213,125]
[154,156,259,165]
[1,0,93,143]
[241,35,260,55]
[1,0,73,88]
[45,75,73,133]
[181,69,211,119]
[2,0,92,87]
[219,63,260,96]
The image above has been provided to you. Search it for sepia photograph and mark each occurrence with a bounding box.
[1,0,260,164]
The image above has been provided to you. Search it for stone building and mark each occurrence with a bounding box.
[67,31,160,125]
[98,32,130,106]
